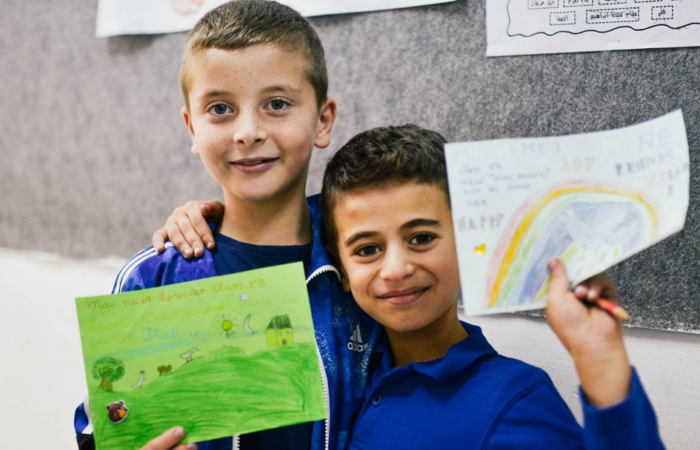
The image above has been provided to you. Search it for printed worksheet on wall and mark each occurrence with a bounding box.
[445,111,689,316]
[486,0,700,56]
[96,0,455,37]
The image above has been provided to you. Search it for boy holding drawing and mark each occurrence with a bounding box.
[75,2,381,450]
[163,125,664,449]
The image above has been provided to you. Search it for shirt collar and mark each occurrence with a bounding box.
[371,322,498,382]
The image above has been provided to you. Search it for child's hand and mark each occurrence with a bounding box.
[140,427,197,450]
[152,200,225,258]
[546,258,632,408]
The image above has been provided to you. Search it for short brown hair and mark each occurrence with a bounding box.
[321,124,449,262]
[180,0,328,109]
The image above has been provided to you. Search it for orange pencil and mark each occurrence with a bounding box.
[591,298,630,321]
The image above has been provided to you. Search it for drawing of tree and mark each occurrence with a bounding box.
[92,357,125,392]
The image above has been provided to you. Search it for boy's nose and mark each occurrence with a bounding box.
[233,110,267,147]
[380,247,415,281]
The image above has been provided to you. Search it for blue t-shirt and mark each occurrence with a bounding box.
[212,232,314,450]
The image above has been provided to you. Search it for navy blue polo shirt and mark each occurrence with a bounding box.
[349,322,663,450]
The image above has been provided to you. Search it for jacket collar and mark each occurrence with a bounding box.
[306,194,341,282]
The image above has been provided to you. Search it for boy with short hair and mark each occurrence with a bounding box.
[74,2,380,450]
[319,124,663,449]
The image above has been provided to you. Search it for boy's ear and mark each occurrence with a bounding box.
[181,106,199,156]
[314,98,337,149]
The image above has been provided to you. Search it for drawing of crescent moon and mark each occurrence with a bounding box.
[244,314,255,335]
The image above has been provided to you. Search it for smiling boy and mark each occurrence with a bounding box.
[319,124,664,449]
[74,2,380,450]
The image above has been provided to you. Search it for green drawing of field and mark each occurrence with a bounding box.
[90,343,325,449]
[76,263,327,449]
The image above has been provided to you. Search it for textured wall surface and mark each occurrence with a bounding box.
[0,0,698,331]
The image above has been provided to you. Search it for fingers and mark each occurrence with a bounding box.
[152,229,169,254]
[164,211,194,259]
[190,205,216,252]
[201,200,225,222]
[547,258,571,300]
[141,427,197,450]
[576,273,621,305]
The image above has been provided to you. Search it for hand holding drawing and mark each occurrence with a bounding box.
[140,427,197,450]
[152,200,224,258]
[546,258,632,408]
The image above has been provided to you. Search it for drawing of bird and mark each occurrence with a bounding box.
[180,347,199,363]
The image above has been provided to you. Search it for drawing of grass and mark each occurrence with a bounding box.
[90,343,326,449]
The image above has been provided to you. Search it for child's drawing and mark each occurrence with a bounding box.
[132,371,145,389]
[180,347,199,363]
[266,315,294,346]
[445,111,690,315]
[92,357,125,392]
[75,262,326,449]
[485,182,658,310]
[244,314,255,335]
[221,316,234,338]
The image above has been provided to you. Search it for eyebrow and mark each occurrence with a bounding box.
[343,219,441,248]
[400,218,441,231]
[261,84,303,97]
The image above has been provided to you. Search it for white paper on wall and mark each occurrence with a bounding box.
[445,111,689,316]
[96,0,455,38]
[486,0,700,57]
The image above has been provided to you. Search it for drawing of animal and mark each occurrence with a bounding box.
[132,370,145,389]
[107,400,129,424]
[157,365,172,376]
[180,347,199,363]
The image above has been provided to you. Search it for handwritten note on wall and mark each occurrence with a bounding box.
[445,110,689,315]
[75,262,326,449]
[487,0,700,56]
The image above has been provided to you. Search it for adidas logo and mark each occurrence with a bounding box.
[347,324,368,353]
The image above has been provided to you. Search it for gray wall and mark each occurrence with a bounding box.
[1,0,698,332]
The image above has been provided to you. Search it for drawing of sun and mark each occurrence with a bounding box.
[221,315,234,338]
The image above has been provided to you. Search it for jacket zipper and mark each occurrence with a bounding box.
[307,264,338,450]
[234,265,337,450]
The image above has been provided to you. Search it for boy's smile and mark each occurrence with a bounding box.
[333,183,461,335]
[182,44,335,205]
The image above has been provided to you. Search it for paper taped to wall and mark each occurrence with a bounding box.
[96,0,455,37]
[487,0,700,56]
[445,110,689,316]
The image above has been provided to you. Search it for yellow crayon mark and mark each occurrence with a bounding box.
[475,244,487,255]
[488,186,659,308]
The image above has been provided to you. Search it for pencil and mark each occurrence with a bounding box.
[592,298,630,321]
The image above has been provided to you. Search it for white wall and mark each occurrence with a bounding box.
[1,248,698,449]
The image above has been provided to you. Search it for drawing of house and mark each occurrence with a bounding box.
[266,314,294,346]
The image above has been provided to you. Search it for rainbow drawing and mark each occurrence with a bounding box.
[484,181,660,311]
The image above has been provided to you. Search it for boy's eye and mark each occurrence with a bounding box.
[409,234,435,245]
[355,245,380,257]
[267,99,288,111]
[211,104,232,115]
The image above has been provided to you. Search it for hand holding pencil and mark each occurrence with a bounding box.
[545,258,632,408]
